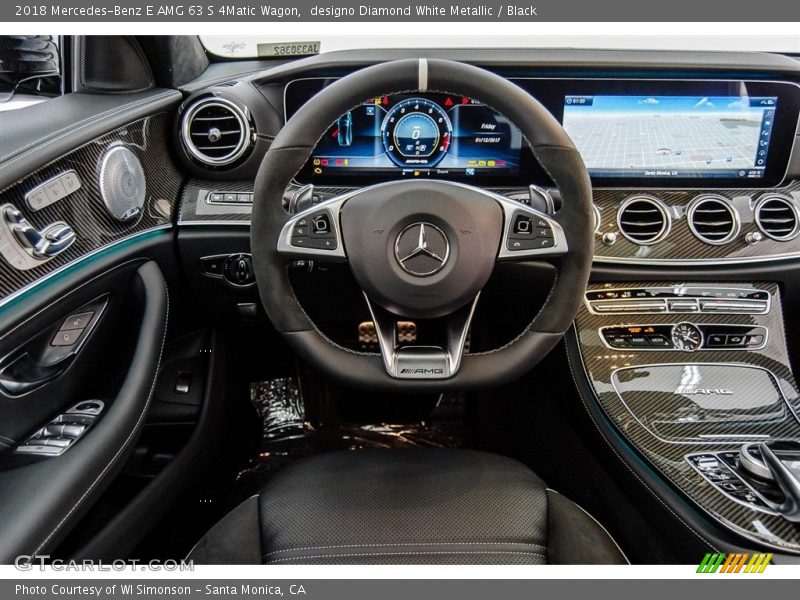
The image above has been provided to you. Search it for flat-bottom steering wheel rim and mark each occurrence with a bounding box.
[251,58,594,392]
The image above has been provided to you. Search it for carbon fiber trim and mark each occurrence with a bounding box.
[0,114,180,303]
[593,182,800,264]
[574,281,800,552]
[178,183,357,224]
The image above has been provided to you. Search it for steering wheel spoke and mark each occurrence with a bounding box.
[276,191,353,262]
[492,192,569,261]
[365,293,479,379]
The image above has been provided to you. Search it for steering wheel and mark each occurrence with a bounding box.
[251,59,593,392]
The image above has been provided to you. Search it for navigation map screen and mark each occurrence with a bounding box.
[562,95,778,180]
[307,93,523,180]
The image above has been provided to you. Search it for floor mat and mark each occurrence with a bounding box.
[229,378,469,506]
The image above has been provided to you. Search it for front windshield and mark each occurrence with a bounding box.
[199,35,800,59]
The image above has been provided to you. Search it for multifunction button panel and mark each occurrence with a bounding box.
[505,210,555,252]
[289,209,339,251]
[600,324,767,352]
[206,191,253,205]
[586,287,770,315]
[687,452,775,513]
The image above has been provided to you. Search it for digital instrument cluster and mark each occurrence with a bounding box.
[306,93,523,180]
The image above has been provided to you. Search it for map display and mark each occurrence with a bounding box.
[562,95,778,179]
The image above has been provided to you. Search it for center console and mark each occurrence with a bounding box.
[573,281,800,551]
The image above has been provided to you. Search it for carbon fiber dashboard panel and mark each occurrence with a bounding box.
[0,114,181,303]
[180,181,800,267]
[178,179,254,225]
[593,182,800,264]
[574,282,800,552]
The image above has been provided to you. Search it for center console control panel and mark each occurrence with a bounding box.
[586,287,770,315]
[686,452,775,512]
[600,323,768,352]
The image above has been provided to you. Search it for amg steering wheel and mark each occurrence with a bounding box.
[251,59,593,392]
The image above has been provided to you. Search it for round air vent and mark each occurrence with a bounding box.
[687,195,740,245]
[180,97,252,167]
[99,145,146,222]
[616,196,671,245]
[755,194,800,241]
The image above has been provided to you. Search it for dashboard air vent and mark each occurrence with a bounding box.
[616,196,670,245]
[755,195,800,241]
[688,195,739,245]
[180,97,252,167]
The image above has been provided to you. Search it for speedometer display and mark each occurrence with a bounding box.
[382,98,452,167]
[304,92,522,181]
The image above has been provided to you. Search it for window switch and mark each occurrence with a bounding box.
[33,436,73,448]
[174,373,192,395]
[43,423,87,438]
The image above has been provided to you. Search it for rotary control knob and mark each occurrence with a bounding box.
[670,322,703,352]
[222,253,255,287]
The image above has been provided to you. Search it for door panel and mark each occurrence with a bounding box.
[0,76,184,560]
[0,260,168,560]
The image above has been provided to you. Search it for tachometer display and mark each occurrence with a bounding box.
[381,98,452,167]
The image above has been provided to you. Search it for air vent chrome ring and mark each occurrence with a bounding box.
[687,194,740,246]
[180,97,252,167]
[755,194,800,242]
[616,195,671,245]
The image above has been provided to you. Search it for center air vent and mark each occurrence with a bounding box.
[180,97,252,167]
[688,195,739,245]
[755,194,800,241]
[617,196,670,245]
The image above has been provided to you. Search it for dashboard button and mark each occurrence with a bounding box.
[224,193,238,204]
[706,334,727,347]
[746,334,765,347]
[726,335,746,347]
[647,335,671,347]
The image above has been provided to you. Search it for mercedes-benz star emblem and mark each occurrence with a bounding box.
[394,222,450,276]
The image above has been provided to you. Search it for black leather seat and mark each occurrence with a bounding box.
[187,449,627,564]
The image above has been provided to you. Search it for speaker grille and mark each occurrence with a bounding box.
[99,145,146,222]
